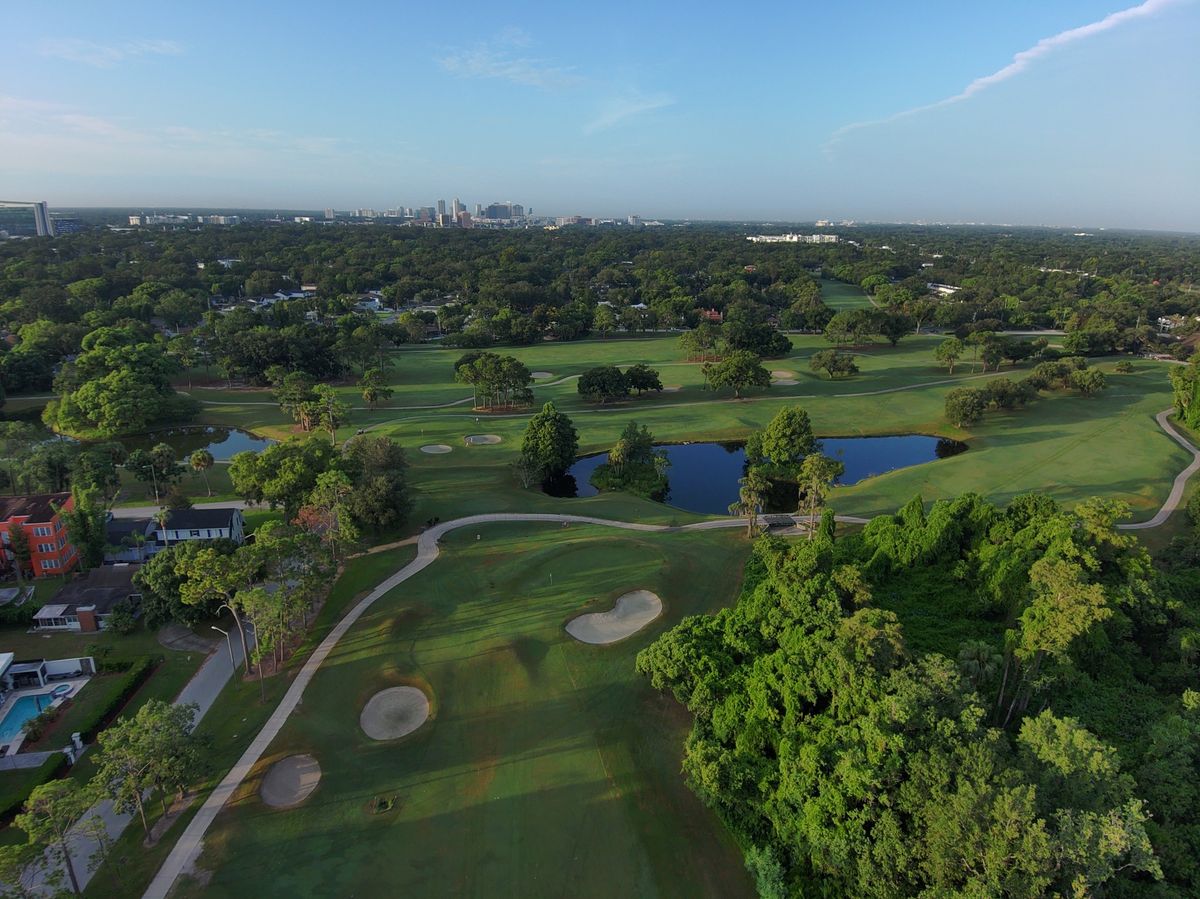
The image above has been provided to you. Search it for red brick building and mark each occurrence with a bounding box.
[0,493,79,579]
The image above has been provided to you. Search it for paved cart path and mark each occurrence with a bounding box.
[142,409,1195,896]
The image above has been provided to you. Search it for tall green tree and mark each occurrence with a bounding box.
[796,453,844,538]
[936,337,964,374]
[702,351,770,398]
[520,402,579,479]
[358,368,394,409]
[14,779,93,895]
[311,384,350,446]
[56,486,107,571]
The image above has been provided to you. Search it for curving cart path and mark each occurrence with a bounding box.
[1117,409,1200,530]
[144,410,1196,896]
[143,512,767,898]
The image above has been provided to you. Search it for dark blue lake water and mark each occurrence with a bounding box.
[549,436,965,515]
[122,427,275,461]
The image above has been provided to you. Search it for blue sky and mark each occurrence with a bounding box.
[4,0,1198,230]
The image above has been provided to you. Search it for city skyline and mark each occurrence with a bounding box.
[3,1,1199,231]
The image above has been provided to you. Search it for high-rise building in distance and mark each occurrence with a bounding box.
[437,199,446,216]
[452,197,463,217]
[0,200,53,236]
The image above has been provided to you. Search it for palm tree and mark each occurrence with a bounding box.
[154,508,172,551]
[728,469,770,537]
[797,454,844,540]
[957,640,1002,693]
[190,449,215,497]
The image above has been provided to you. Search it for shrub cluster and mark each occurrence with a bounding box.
[945,357,1106,427]
[78,656,160,743]
[0,754,69,824]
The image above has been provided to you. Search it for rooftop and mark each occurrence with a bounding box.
[162,508,241,530]
[0,493,71,523]
[37,565,140,618]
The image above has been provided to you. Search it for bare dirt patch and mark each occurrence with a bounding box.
[360,686,431,740]
[260,754,321,808]
[566,590,664,644]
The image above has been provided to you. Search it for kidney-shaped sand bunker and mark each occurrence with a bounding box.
[565,590,664,644]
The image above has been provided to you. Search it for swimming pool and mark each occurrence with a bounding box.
[0,692,54,743]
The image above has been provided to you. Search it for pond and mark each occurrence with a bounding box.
[121,427,276,461]
[546,436,966,515]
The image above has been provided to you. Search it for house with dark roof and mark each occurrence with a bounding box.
[154,508,245,547]
[105,517,156,563]
[32,565,141,632]
[0,493,79,579]
[103,508,246,563]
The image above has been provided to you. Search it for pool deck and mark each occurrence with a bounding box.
[0,676,91,755]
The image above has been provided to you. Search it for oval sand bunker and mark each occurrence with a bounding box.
[531,371,554,380]
[420,444,452,454]
[260,754,321,808]
[566,590,663,644]
[464,434,502,446]
[360,686,431,740]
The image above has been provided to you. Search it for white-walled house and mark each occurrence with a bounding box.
[155,508,246,546]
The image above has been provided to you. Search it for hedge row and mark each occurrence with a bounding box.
[0,753,69,824]
[79,656,160,743]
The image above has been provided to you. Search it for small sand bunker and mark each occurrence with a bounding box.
[464,434,502,446]
[531,371,555,380]
[770,370,794,379]
[420,444,452,454]
[772,378,799,386]
[566,590,664,645]
[662,385,682,393]
[260,754,321,808]
[360,686,431,740]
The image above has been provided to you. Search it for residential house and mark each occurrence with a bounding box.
[103,507,246,563]
[104,517,156,563]
[32,565,141,632]
[154,508,246,547]
[0,494,79,579]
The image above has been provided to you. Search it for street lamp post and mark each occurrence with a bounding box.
[211,625,234,668]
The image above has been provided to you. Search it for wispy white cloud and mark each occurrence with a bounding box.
[0,93,383,176]
[439,28,580,89]
[39,38,182,68]
[825,0,1186,153]
[584,92,675,134]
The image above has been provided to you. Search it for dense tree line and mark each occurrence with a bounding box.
[639,492,1199,896]
[0,224,1192,421]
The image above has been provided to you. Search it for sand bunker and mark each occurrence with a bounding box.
[531,371,554,380]
[566,590,664,644]
[260,754,321,808]
[662,385,682,393]
[360,686,431,740]
[420,444,452,454]
[772,378,799,386]
[464,434,502,446]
